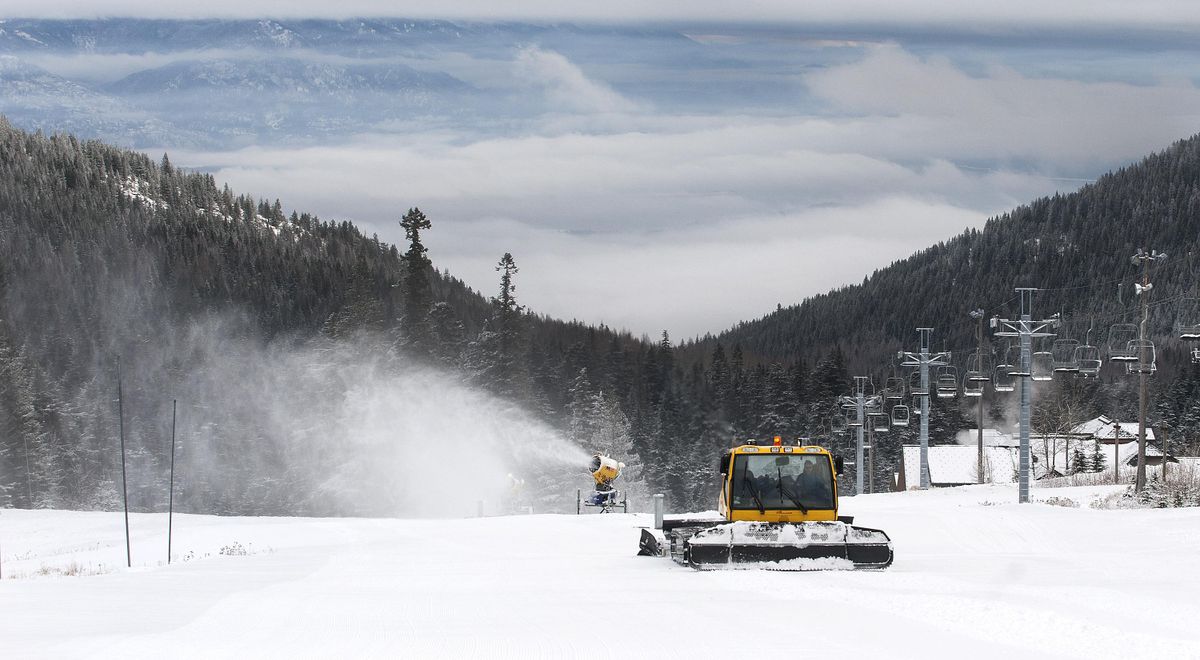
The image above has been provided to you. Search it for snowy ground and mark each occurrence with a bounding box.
[4,485,1200,659]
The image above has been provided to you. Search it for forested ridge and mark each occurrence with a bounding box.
[3,119,1200,515]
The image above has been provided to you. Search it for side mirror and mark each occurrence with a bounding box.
[718,452,731,475]
[834,455,845,475]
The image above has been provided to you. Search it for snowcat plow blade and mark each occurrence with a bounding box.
[682,521,892,570]
[638,528,663,556]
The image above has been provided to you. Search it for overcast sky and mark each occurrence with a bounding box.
[6,3,1200,338]
[8,1,1200,30]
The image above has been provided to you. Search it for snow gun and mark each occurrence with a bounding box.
[584,454,625,510]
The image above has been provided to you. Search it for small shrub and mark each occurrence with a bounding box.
[219,542,248,556]
[1041,496,1079,508]
[1090,489,1142,509]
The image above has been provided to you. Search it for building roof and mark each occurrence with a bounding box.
[954,429,1016,447]
[1071,415,1155,441]
[901,445,1017,487]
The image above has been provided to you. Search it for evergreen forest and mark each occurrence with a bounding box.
[4,118,1200,515]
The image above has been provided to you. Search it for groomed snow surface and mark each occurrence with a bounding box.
[4,485,1200,659]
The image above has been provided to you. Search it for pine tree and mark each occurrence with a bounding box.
[1070,446,1087,475]
[1091,440,1107,473]
[477,252,528,400]
[399,207,433,356]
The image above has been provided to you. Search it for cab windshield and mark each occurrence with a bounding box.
[731,453,835,511]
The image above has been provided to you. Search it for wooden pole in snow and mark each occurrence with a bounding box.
[168,399,177,565]
[118,358,131,568]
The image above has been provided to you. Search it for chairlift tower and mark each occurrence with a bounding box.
[991,288,1058,503]
[838,376,875,495]
[898,328,950,489]
[969,309,987,484]
[1131,248,1167,492]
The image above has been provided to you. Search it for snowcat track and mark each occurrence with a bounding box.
[674,521,893,571]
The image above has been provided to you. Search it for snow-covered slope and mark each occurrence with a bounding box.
[3,485,1199,659]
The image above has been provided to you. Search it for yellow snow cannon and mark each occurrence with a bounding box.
[578,454,628,513]
[638,437,893,570]
[591,454,623,489]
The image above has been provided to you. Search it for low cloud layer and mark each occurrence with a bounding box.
[514,46,639,114]
[150,42,1200,337]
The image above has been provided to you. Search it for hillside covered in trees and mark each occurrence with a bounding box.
[3,119,1200,516]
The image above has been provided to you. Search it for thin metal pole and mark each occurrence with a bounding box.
[1136,254,1150,492]
[168,399,177,565]
[1113,419,1120,484]
[22,435,32,506]
[919,329,931,489]
[855,381,865,495]
[976,313,985,484]
[118,358,131,568]
[867,420,875,494]
[1162,425,1169,482]
[1019,292,1032,504]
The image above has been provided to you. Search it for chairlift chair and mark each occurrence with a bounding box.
[1124,339,1156,374]
[883,376,906,400]
[1051,338,1080,372]
[890,404,911,427]
[870,411,890,433]
[1179,323,1200,341]
[908,370,928,396]
[1107,323,1139,361]
[832,414,849,433]
[966,351,991,381]
[1074,344,1102,377]
[1192,347,1200,364]
[935,366,958,398]
[1031,350,1054,381]
[1003,346,1030,376]
[993,364,1016,392]
[962,373,984,397]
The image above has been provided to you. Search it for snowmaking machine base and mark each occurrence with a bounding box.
[577,488,628,514]
[639,516,893,571]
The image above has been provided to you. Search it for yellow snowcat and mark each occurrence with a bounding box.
[638,438,893,570]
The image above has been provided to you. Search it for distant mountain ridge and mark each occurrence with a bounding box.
[690,132,1200,380]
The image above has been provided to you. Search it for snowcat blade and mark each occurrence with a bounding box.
[683,521,892,570]
[638,528,663,556]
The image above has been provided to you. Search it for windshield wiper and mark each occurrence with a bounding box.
[741,476,765,514]
[779,467,809,514]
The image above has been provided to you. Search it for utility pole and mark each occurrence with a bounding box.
[117,358,131,568]
[1130,248,1166,493]
[992,289,1058,503]
[168,399,177,565]
[867,418,876,495]
[899,328,950,489]
[1161,424,1170,482]
[971,309,986,484]
[1112,418,1120,484]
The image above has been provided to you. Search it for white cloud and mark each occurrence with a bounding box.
[165,127,1048,336]
[513,46,639,114]
[428,199,980,338]
[146,43,1200,336]
[804,45,1200,169]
